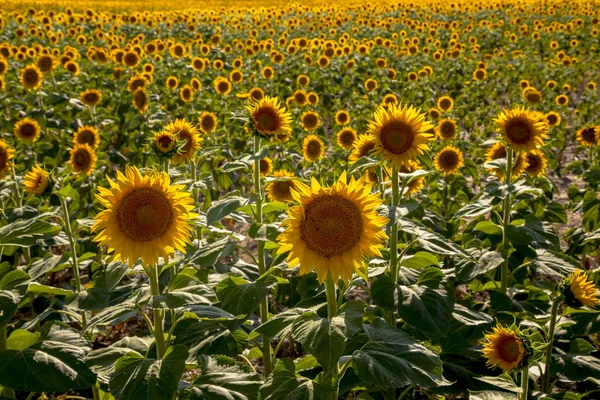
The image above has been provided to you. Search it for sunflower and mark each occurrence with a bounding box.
[166,76,179,89]
[276,172,389,282]
[165,119,202,165]
[266,169,296,202]
[482,325,526,372]
[494,106,547,151]
[214,77,231,95]
[23,165,50,196]
[335,110,350,126]
[152,130,178,157]
[249,87,264,102]
[368,103,434,168]
[123,51,140,68]
[473,68,486,81]
[0,58,8,75]
[297,74,310,86]
[258,157,273,176]
[545,111,561,127]
[524,150,547,177]
[555,94,569,106]
[0,140,15,179]
[133,87,149,113]
[565,269,599,308]
[399,160,425,197]
[336,127,357,150]
[437,96,454,112]
[198,112,218,134]
[74,125,100,149]
[179,85,193,102]
[307,92,319,105]
[349,134,376,163]
[14,117,41,143]
[434,145,464,174]
[381,94,398,107]
[302,134,325,162]
[293,90,308,106]
[127,75,147,92]
[436,118,457,141]
[92,166,198,267]
[301,111,320,131]
[522,87,543,104]
[428,108,441,120]
[70,144,97,175]
[485,142,529,179]
[81,89,102,107]
[36,54,56,74]
[364,78,378,91]
[20,64,43,90]
[576,126,599,146]
[246,96,293,138]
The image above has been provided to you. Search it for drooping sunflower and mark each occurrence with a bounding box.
[335,110,350,126]
[132,87,149,113]
[336,127,358,150]
[74,125,100,149]
[301,111,320,131]
[23,164,50,196]
[485,142,529,179]
[525,150,547,178]
[70,144,97,175]
[576,126,599,146]
[152,130,178,157]
[276,172,389,283]
[81,89,102,107]
[437,96,454,112]
[92,166,198,267]
[494,106,547,151]
[266,169,296,202]
[165,119,202,165]
[565,269,599,308]
[368,103,434,168]
[20,64,43,90]
[246,96,293,138]
[434,145,464,174]
[436,118,457,141]
[482,325,527,372]
[349,134,376,164]
[0,140,15,179]
[198,112,218,134]
[545,111,561,127]
[302,134,325,162]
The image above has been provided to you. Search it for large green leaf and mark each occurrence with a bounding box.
[0,290,21,327]
[400,219,471,258]
[259,358,326,400]
[109,345,188,400]
[206,196,245,225]
[398,285,454,338]
[291,312,345,373]
[85,337,150,384]
[0,217,61,247]
[219,281,272,316]
[352,319,448,388]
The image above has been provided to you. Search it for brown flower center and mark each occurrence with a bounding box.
[505,119,534,144]
[380,120,415,154]
[116,187,174,242]
[498,336,521,363]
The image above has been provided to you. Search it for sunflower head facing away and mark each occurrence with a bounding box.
[494,106,547,151]
[368,102,434,168]
[276,172,389,283]
[92,165,198,267]
[23,164,51,196]
[482,325,527,372]
[434,145,464,174]
[70,144,97,175]
[0,140,15,179]
[246,96,292,138]
[266,169,296,202]
[565,269,599,308]
[14,117,41,143]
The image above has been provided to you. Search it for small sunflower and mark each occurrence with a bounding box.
[482,325,527,372]
[525,150,547,177]
[36,54,56,74]
[152,130,178,157]
[436,118,457,141]
[437,96,454,112]
[368,103,434,168]
[266,170,296,202]
[92,166,198,267]
[23,164,50,196]
[257,157,273,176]
[246,96,293,138]
[349,134,376,163]
[214,77,232,95]
[434,145,464,174]
[301,111,320,131]
[198,112,218,134]
[81,89,102,107]
[166,76,179,89]
[399,160,425,197]
[0,140,15,179]
[555,94,569,106]
[276,172,389,282]
[337,127,358,150]
[494,106,547,151]
[14,117,41,143]
[302,134,325,162]
[127,76,147,92]
[293,90,308,106]
[576,126,599,146]
[20,64,43,90]
[70,144,97,175]
[249,87,264,102]
[179,85,193,103]
[522,87,543,104]
[565,269,599,308]
[364,78,378,91]
[74,126,100,150]
[335,110,350,126]
[485,142,529,179]
[545,111,561,127]
[133,87,149,113]
[165,119,202,165]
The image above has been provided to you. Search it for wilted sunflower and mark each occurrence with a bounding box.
[74,126,100,150]
[246,96,292,138]
[266,169,296,202]
[0,140,15,179]
[436,118,457,141]
[302,134,325,162]
[301,111,320,131]
[437,96,454,112]
[565,269,599,308]
[335,110,350,126]
[482,325,527,372]
[486,142,529,179]
[336,127,357,150]
[165,119,202,165]
[525,150,547,177]
[81,89,102,107]
[576,126,599,146]
[198,112,218,134]
[23,164,50,196]
[14,118,41,143]
[349,134,376,163]
[133,87,149,113]
[545,111,561,127]
[495,106,547,151]
[434,145,464,174]
[368,103,434,168]
[276,172,389,282]
[70,144,97,175]
[92,166,198,267]
[20,64,43,90]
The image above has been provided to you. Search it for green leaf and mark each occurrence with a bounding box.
[454,197,493,219]
[0,270,30,290]
[0,218,62,247]
[456,250,504,282]
[532,249,577,278]
[347,156,379,175]
[254,308,307,339]
[219,282,272,316]
[85,337,149,384]
[188,237,236,267]
[371,273,397,312]
[6,330,40,351]
[398,285,454,338]
[206,197,245,226]
[352,319,448,388]
[417,267,444,288]
[475,221,503,236]
[109,345,188,400]
[452,304,493,326]
[152,285,217,309]
[469,390,518,400]
[0,290,22,326]
[291,312,345,373]
[259,358,325,400]
[27,282,75,296]
[400,219,470,258]
[552,353,600,382]
[401,252,439,269]
[29,254,70,280]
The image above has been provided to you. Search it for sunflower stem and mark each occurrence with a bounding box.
[387,165,399,327]
[500,148,514,294]
[59,196,87,328]
[148,264,167,359]
[542,294,562,393]
[325,273,340,400]
[520,367,529,400]
[253,135,273,376]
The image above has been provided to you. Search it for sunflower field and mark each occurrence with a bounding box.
[1,0,600,399]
